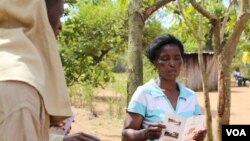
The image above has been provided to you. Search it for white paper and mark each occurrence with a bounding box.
[160,112,205,141]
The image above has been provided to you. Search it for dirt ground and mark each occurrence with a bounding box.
[70,84,250,141]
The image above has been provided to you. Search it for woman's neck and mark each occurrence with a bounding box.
[157,77,177,91]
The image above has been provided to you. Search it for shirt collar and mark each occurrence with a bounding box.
[176,81,188,101]
[143,79,188,100]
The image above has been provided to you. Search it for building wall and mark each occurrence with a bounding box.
[178,53,218,91]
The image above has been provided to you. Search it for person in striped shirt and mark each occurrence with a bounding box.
[122,34,206,141]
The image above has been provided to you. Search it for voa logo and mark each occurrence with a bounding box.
[226,129,246,136]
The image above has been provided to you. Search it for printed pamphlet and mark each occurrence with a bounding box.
[159,112,205,141]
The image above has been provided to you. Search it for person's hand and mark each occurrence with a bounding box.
[50,119,75,135]
[49,122,66,135]
[63,132,100,141]
[192,129,207,141]
[183,129,207,141]
[144,123,166,140]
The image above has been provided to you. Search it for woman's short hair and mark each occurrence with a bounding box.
[145,34,184,63]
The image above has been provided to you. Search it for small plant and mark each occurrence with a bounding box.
[69,84,85,108]
[104,73,127,119]
[69,83,96,115]
[81,84,95,114]
[106,95,115,116]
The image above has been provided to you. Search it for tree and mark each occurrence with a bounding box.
[189,0,250,141]
[59,1,128,87]
[174,1,218,140]
[126,0,175,104]
[61,0,165,88]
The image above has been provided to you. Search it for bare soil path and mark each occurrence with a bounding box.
[70,85,250,141]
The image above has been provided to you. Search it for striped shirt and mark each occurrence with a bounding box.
[127,79,202,124]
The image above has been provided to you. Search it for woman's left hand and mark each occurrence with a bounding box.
[184,129,207,141]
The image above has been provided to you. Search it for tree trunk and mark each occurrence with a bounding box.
[203,81,213,141]
[127,0,144,104]
[126,0,173,104]
[215,1,250,140]
[215,54,232,141]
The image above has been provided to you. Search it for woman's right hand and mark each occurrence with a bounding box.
[145,123,166,140]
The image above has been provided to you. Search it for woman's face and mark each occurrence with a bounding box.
[154,44,183,81]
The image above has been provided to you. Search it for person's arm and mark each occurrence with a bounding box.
[50,121,100,141]
[122,112,165,141]
[62,132,100,141]
[49,132,100,141]
[122,113,147,141]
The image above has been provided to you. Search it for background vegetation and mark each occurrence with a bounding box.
[57,2,250,141]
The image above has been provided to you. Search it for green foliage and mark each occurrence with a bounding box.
[81,84,95,112]
[61,0,170,87]
[166,21,199,52]
[143,0,157,7]
[68,84,96,112]
[142,13,171,82]
[232,39,250,77]
[243,20,250,41]
[143,16,167,48]
[112,73,127,95]
[239,41,250,52]
[59,1,128,87]
[164,1,240,53]
[164,2,206,52]
[64,0,77,5]
[207,1,227,16]
[110,73,127,118]
[117,0,128,11]
[143,55,157,82]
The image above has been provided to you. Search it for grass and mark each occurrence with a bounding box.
[110,73,127,118]
[69,72,128,119]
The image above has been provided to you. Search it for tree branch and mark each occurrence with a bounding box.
[221,0,237,41]
[190,0,221,54]
[190,0,217,21]
[207,54,216,76]
[141,0,175,21]
[178,0,199,41]
[225,12,250,60]
[93,49,111,64]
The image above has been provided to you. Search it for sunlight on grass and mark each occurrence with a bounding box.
[107,73,127,118]
[69,72,128,119]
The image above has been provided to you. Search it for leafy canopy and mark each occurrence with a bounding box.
[59,0,127,87]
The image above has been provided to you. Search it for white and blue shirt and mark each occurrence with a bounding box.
[127,79,202,124]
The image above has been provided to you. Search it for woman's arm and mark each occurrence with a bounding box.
[122,113,147,141]
[122,112,165,141]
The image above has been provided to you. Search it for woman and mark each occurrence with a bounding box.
[122,34,206,141]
